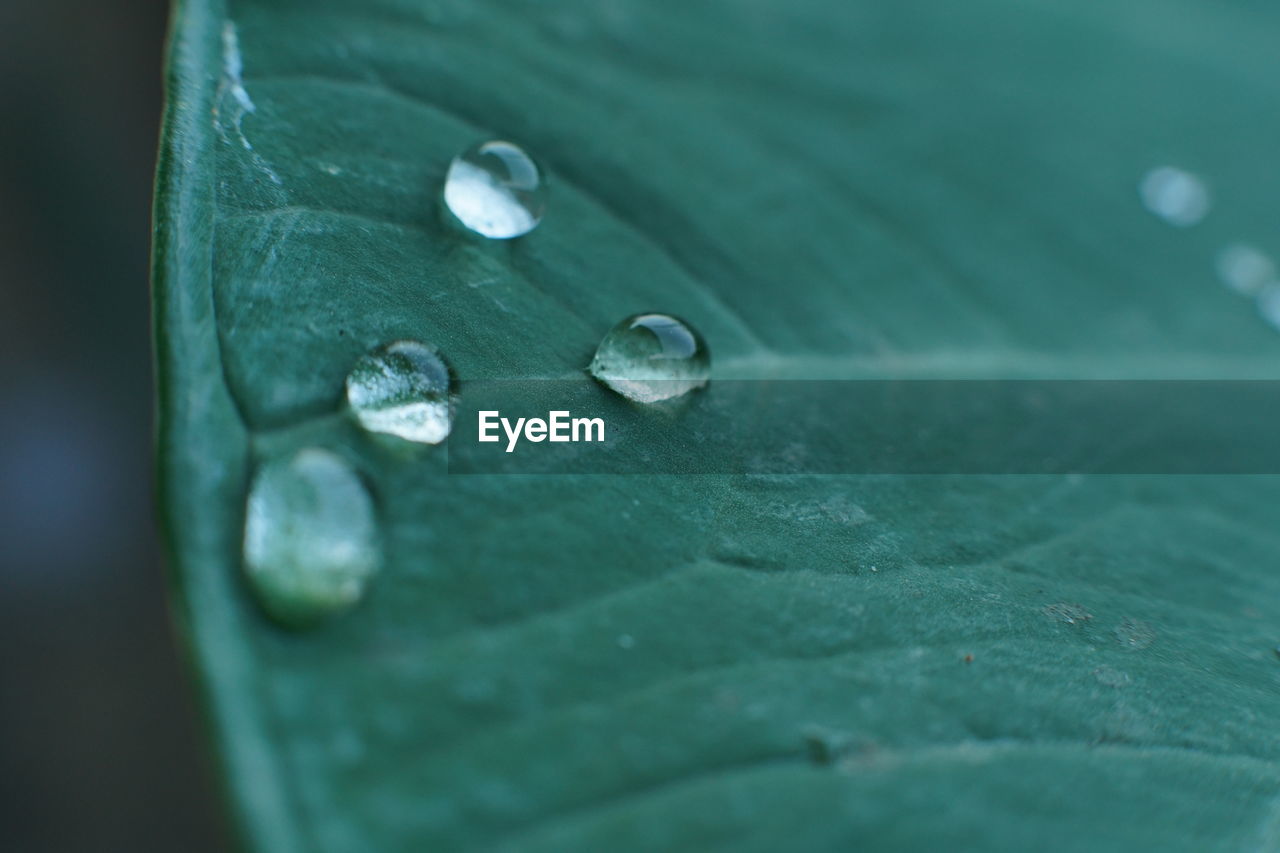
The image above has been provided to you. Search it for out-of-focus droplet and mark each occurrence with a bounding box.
[588,313,710,403]
[443,140,547,239]
[1257,285,1280,331]
[1216,244,1277,296]
[1139,166,1210,227]
[346,341,454,445]
[243,448,380,629]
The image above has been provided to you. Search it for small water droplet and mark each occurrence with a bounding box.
[616,633,636,650]
[243,448,380,628]
[1216,244,1276,296]
[1139,166,1210,227]
[442,140,547,239]
[589,313,710,403]
[346,341,454,444]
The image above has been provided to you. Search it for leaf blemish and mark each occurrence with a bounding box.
[217,22,256,142]
[215,20,284,187]
[802,726,855,766]
[1044,602,1093,626]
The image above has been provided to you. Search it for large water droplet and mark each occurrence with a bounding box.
[1216,244,1276,296]
[442,140,547,239]
[1139,166,1210,227]
[243,448,380,628]
[346,341,454,444]
[588,313,710,403]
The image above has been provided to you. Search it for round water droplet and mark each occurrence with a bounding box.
[243,448,380,628]
[442,140,547,239]
[1139,166,1210,227]
[588,313,710,403]
[1216,244,1277,296]
[346,341,454,445]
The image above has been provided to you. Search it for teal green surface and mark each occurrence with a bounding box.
[153,0,1280,849]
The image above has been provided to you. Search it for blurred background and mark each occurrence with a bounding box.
[0,1,228,849]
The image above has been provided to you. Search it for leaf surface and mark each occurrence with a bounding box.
[154,1,1280,849]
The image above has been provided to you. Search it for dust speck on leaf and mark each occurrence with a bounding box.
[803,726,855,766]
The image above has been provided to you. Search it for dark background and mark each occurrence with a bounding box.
[0,1,228,849]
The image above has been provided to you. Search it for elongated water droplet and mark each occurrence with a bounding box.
[589,313,710,403]
[1139,166,1209,227]
[243,448,380,628]
[443,140,546,239]
[1216,244,1276,296]
[346,341,454,444]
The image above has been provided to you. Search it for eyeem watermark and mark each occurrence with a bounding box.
[478,410,606,452]
[453,379,1280,474]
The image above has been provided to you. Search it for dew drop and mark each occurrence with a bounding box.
[1216,244,1277,296]
[588,313,710,403]
[1139,166,1210,227]
[243,448,380,628]
[346,341,454,445]
[442,140,547,239]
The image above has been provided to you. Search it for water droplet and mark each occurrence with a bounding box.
[243,448,380,628]
[1216,244,1277,296]
[442,140,546,239]
[346,341,454,445]
[1139,166,1210,227]
[616,633,636,650]
[588,313,710,403]
[1257,285,1280,331]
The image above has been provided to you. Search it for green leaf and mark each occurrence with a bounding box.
[154,0,1280,850]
